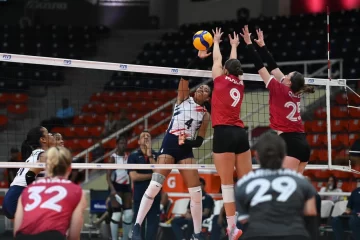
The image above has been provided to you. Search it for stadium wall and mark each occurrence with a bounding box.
[177,0,291,25]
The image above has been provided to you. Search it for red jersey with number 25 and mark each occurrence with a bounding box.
[17,178,82,236]
[212,74,245,128]
[266,77,304,132]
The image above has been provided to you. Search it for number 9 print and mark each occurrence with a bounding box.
[230,88,241,107]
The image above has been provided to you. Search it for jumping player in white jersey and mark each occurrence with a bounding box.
[107,136,133,240]
[132,50,212,240]
[3,126,54,219]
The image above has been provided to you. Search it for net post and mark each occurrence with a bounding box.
[85,152,89,182]
[144,117,148,130]
[326,80,332,169]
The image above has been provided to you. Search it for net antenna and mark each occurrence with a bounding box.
[326,6,332,170]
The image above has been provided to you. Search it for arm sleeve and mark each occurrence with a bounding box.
[304,180,317,201]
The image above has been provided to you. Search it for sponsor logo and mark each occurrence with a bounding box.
[120,64,128,70]
[171,68,179,74]
[2,55,11,60]
[26,0,68,10]
[307,79,314,84]
[93,203,107,209]
[63,60,72,65]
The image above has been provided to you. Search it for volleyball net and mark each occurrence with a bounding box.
[0,52,359,180]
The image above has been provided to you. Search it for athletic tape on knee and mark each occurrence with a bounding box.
[151,173,166,184]
[122,209,133,224]
[144,180,162,200]
[188,186,202,203]
[221,184,235,203]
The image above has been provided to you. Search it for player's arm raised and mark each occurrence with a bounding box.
[212,27,223,79]
[178,51,211,104]
[13,196,24,236]
[68,191,87,240]
[240,25,271,85]
[229,31,240,60]
[254,29,285,81]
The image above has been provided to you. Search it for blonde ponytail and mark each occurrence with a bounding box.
[46,147,72,177]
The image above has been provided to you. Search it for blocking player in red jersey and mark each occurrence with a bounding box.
[211,27,252,240]
[14,147,87,240]
[240,25,314,174]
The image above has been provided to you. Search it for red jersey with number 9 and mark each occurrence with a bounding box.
[266,77,304,132]
[212,74,245,128]
[17,178,82,236]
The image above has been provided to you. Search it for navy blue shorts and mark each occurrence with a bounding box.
[159,133,194,163]
[3,185,26,219]
[111,182,131,193]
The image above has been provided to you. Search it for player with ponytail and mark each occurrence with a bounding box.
[3,126,54,220]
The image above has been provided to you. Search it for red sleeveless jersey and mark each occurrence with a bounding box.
[266,77,304,132]
[17,177,82,236]
[212,74,245,128]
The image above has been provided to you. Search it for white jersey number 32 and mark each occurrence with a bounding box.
[24,185,67,212]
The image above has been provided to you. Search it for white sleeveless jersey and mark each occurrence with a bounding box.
[167,97,207,139]
[11,149,44,187]
[110,153,130,185]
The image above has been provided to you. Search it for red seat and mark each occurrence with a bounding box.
[348,92,360,105]
[314,107,326,119]
[107,103,124,113]
[349,119,360,132]
[51,127,66,135]
[335,93,348,105]
[331,106,348,118]
[82,103,98,113]
[63,127,76,138]
[89,126,104,137]
[90,92,103,102]
[73,115,85,125]
[331,120,346,132]
[8,93,28,104]
[78,138,94,149]
[7,104,28,115]
[307,134,326,147]
[312,120,326,132]
[0,93,9,105]
[332,171,353,179]
[0,115,8,128]
[94,103,107,114]
[75,127,91,138]
[103,138,116,149]
[66,139,81,151]
[349,107,360,118]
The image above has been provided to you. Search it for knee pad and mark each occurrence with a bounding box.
[151,173,166,184]
[144,173,165,200]
[188,186,202,203]
[111,210,122,224]
[221,184,235,203]
[122,209,133,225]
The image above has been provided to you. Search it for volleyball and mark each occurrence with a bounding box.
[193,30,213,51]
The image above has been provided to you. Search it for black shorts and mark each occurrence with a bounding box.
[279,132,310,162]
[213,125,250,154]
[159,132,194,163]
[111,182,131,193]
[15,231,65,240]
[246,236,309,240]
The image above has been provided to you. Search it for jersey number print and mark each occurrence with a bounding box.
[285,102,301,122]
[24,185,67,212]
[230,88,241,107]
[246,176,297,207]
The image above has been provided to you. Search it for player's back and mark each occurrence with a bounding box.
[17,177,82,236]
[212,74,244,127]
[235,169,315,239]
